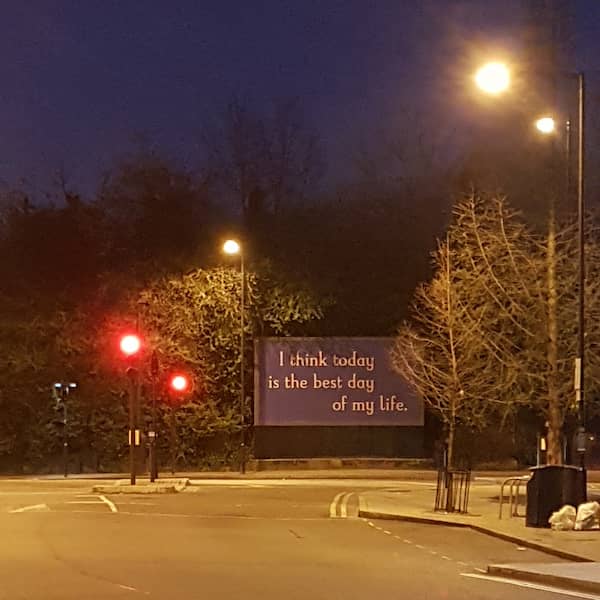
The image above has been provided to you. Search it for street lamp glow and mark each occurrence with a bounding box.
[535,116,556,135]
[475,62,510,95]
[223,239,241,255]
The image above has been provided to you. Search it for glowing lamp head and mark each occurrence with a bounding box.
[535,116,556,135]
[119,334,142,357]
[170,374,189,393]
[475,62,510,95]
[223,239,241,255]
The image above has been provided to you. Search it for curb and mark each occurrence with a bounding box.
[487,565,600,595]
[93,484,180,494]
[92,478,189,495]
[358,510,593,563]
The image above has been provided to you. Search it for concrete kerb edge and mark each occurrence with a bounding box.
[92,480,188,494]
[358,510,593,563]
[487,565,600,595]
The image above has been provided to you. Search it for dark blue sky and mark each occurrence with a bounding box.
[1,1,599,198]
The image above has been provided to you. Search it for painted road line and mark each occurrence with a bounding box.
[99,495,118,513]
[340,492,353,518]
[461,573,600,599]
[329,492,345,518]
[9,503,49,513]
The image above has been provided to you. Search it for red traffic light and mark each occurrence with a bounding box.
[169,373,190,393]
[119,334,142,357]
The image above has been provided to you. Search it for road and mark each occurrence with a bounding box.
[0,478,591,600]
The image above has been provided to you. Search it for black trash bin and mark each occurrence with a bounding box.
[526,465,587,528]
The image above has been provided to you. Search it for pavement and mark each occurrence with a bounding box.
[354,472,600,595]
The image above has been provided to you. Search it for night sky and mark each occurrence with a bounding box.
[1,1,599,199]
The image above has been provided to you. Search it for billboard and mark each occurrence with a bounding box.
[254,337,423,426]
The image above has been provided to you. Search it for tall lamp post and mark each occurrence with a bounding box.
[475,62,587,470]
[223,239,246,474]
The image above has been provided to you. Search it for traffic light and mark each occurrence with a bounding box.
[51,382,76,478]
[169,373,190,394]
[119,334,142,357]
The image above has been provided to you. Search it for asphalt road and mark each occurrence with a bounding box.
[0,479,591,600]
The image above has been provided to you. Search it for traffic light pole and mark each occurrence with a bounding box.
[128,369,139,486]
[149,351,159,482]
[52,383,76,478]
[62,395,68,478]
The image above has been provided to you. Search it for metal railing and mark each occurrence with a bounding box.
[434,468,471,513]
[498,475,530,519]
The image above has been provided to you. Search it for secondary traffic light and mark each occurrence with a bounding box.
[169,373,190,394]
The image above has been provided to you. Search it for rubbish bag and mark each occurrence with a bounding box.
[548,505,576,530]
[574,501,600,531]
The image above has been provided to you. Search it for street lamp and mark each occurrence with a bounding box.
[475,61,510,95]
[475,62,587,470]
[535,116,556,135]
[223,238,246,474]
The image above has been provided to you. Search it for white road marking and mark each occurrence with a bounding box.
[340,492,353,518]
[9,503,49,513]
[117,584,138,591]
[99,495,118,513]
[461,573,600,599]
[329,492,344,518]
[415,544,425,549]
[383,530,392,535]
[368,521,375,527]
[441,555,452,561]
[403,539,412,544]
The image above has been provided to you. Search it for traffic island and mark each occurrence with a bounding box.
[93,478,189,494]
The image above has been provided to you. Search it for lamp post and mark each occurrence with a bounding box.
[475,62,587,471]
[575,72,586,468]
[223,239,246,474]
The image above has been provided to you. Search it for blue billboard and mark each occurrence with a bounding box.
[254,337,423,426]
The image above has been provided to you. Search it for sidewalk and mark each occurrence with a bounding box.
[358,479,600,593]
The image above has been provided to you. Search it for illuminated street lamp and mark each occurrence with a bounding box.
[474,61,510,95]
[535,116,556,135]
[223,239,246,473]
[474,62,587,472]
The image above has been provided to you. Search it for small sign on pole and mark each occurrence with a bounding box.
[574,357,582,391]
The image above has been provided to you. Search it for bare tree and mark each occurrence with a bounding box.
[392,229,521,468]
[202,96,324,218]
[395,191,600,466]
